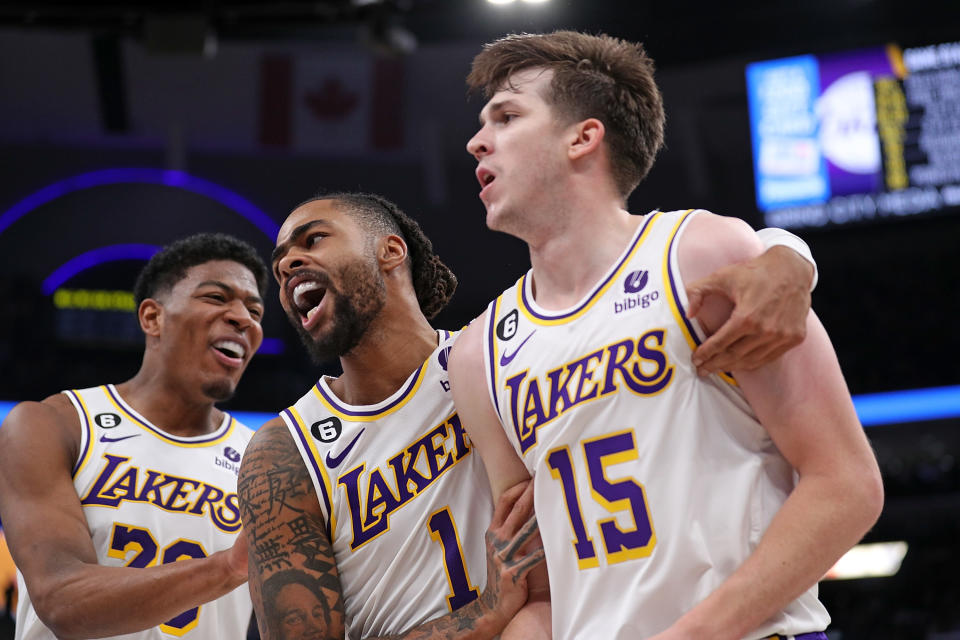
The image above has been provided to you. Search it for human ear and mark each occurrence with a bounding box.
[568,118,605,160]
[379,234,408,274]
[139,299,163,337]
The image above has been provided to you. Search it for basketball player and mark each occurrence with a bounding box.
[0,233,268,639]
[449,31,884,639]
[241,191,824,639]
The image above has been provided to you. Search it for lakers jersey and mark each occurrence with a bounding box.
[481,210,830,639]
[15,384,253,640]
[281,330,493,639]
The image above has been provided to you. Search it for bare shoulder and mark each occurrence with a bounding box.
[242,416,300,461]
[238,417,310,495]
[450,308,488,374]
[0,393,81,462]
[237,416,319,524]
[679,211,765,284]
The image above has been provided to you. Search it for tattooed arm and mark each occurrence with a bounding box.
[374,480,545,640]
[239,418,544,640]
[238,418,346,640]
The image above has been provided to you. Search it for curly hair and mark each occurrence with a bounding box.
[468,30,666,199]
[133,233,269,306]
[298,192,457,320]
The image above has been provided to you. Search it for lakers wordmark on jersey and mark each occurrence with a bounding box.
[15,384,253,640]
[482,210,830,639]
[281,330,494,639]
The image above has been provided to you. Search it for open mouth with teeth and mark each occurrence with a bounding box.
[292,280,328,327]
[212,339,246,366]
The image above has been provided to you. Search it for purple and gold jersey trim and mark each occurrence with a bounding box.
[663,210,737,387]
[308,330,451,421]
[283,406,336,538]
[664,210,702,350]
[484,299,503,420]
[102,384,238,446]
[516,211,662,326]
[64,389,94,477]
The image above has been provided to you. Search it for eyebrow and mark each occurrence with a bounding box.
[270,219,328,265]
[478,99,517,126]
[196,280,263,306]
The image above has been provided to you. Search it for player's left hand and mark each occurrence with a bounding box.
[687,245,813,376]
[480,480,546,628]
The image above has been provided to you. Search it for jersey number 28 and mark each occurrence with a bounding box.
[108,522,208,635]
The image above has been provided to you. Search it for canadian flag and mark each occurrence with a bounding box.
[259,52,403,152]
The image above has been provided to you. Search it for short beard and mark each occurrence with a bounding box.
[201,379,235,402]
[291,259,387,365]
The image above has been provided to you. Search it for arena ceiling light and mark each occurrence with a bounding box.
[822,541,908,580]
[486,0,553,4]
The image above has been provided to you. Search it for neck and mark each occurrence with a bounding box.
[526,194,642,310]
[328,296,438,406]
[117,365,223,437]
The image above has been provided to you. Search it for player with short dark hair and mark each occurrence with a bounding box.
[0,232,267,640]
[133,232,270,307]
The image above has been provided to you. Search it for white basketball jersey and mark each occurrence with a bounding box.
[482,210,830,639]
[281,330,494,639]
[15,384,253,640]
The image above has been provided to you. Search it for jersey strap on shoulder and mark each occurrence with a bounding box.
[281,406,337,539]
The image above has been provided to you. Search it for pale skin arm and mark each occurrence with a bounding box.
[0,396,247,640]
[687,237,815,376]
[449,317,553,640]
[238,418,544,640]
[650,213,884,640]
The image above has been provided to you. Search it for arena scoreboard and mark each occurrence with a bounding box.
[747,40,960,229]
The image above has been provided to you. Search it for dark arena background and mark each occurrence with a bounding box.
[1,1,958,638]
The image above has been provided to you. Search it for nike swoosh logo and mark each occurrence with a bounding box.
[500,330,536,367]
[100,434,141,443]
[325,428,365,469]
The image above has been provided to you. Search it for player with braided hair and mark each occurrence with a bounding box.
[293,191,458,321]
[241,192,545,640]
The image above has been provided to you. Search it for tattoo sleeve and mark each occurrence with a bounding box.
[238,419,346,639]
[239,420,535,640]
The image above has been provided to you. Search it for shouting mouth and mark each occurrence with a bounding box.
[290,277,329,330]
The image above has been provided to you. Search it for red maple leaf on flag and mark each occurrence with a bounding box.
[303,77,359,120]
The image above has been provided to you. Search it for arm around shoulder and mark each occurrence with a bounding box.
[666,217,883,639]
[684,216,815,374]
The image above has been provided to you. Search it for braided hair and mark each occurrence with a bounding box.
[303,192,457,319]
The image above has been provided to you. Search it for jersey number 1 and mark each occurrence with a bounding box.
[427,507,481,611]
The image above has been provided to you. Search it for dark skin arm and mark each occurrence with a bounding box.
[687,244,815,375]
[239,418,346,640]
[239,418,544,640]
